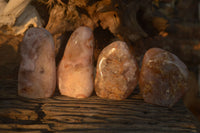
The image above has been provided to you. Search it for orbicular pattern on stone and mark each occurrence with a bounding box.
[95,41,139,100]
[139,48,189,107]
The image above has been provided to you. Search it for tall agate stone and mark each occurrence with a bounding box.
[95,41,139,100]
[58,26,94,98]
[139,48,189,107]
[18,28,56,98]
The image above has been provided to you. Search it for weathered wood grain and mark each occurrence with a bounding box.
[198,65,200,96]
[0,80,199,133]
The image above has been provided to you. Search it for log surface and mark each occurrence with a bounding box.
[0,80,199,133]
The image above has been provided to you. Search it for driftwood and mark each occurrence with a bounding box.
[45,0,152,58]
[0,0,43,35]
[0,80,199,132]
[45,0,151,40]
[43,0,200,66]
[0,1,200,132]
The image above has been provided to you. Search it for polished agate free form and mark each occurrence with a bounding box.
[18,28,56,98]
[58,26,94,98]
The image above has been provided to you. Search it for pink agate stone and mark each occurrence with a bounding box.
[58,26,94,98]
[139,48,189,107]
[95,41,139,100]
[18,28,56,98]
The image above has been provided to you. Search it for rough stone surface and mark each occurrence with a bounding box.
[18,27,56,99]
[58,26,94,98]
[139,48,189,107]
[95,41,139,100]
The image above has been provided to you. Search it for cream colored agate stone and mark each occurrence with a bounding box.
[58,26,94,98]
[95,41,139,100]
[139,48,189,107]
[18,28,56,98]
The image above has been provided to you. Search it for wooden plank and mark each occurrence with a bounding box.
[198,65,200,96]
[0,80,200,133]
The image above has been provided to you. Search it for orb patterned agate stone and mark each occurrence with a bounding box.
[18,28,56,98]
[58,26,94,98]
[139,48,189,107]
[95,41,139,100]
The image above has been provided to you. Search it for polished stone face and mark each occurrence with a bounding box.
[139,48,189,107]
[95,41,139,100]
[18,28,56,98]
[58,26,94,98]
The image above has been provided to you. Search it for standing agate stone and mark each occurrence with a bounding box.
[18,28,56,98]
[95,41,139,100]
[58,26,94,98]
[139,48,189,107]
